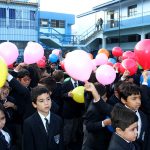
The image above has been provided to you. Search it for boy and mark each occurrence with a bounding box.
[108,103,138,150]
[23,86,63,150]
[0,104,12,150]
[82,82,112,150]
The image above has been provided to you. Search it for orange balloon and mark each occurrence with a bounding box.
[98,48,110,57]
[88,53,93,59]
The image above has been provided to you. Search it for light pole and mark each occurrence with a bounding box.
[118,0,121,46]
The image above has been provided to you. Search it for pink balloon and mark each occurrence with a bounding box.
[95,53,108,66]
[24,42,44,64]
[0,42,19,65]
[64,50,93,82]
[42,56,46,60]
[91,59,97,71]
[52,49,60,56]
[96,64,116,85]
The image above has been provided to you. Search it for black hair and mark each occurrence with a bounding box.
[17,69,30,78]
[52,70,64,82]
[31,86,49,103]
[94,82,106,96]
[118,82,140,100]
[114,81,124,91]
[88,72,97,83]
[38,76,56,92]
[111,103,138,131]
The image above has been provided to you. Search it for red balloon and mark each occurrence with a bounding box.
[112,47,123,57]
[37,59,46,68]
[122,51,136,60]
[134,39,150,70]
[120,59,138,76]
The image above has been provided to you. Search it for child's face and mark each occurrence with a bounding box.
[121,94,141,111]
[118,122,138,142]
[0,110,6,129]
[0,83,10,100]
[32,93,51,116]
[19,75,31,87]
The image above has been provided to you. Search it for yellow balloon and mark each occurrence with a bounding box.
[72,86,85,103]
[0,57,8,88]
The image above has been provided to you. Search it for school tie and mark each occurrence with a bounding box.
[44,118,49,134]
[0,131,9,148]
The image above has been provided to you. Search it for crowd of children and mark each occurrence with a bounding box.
[0,57,150,150]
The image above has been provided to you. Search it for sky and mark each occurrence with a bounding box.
[39,0,110,34]
[40,0,109,15]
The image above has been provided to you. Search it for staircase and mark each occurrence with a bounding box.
[39,24,103,49]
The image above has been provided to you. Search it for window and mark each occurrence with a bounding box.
[30,11,36,29]
[128,5,137,17]
[23,20,29,29]
[9,9,15,28]
[30,11,36,20]
[0,8,6,18]
[16,9,22,28]
[51,19,65,28]
[9,9,15,19]
[40,19,49,27]
[16,9,22,19]
[0,8,6,27]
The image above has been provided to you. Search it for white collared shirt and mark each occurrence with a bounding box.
[71,78,78,88]
[0,129,10,143]
[38,111,51,132]
[135,110,142,138]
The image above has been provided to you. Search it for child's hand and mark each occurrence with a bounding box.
[122,70,130,78]
[14,63,28,72]
[68,91,73,97]
[84,82,96,92]
[103,118,111,126]
[3,101,15,109]
[84,82,100,102]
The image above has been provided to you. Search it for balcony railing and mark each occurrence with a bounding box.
[0,18,37,29]
[105,10,150,30]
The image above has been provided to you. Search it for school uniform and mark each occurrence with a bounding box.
[51,82,64,117]
[0,128,12,150]
[82,101,112,150]
[140,84,150,150]
[61,78,84,150]
[23,111,63,150]
[108,133,136,150]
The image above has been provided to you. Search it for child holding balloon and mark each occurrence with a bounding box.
[82,82,112,150]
